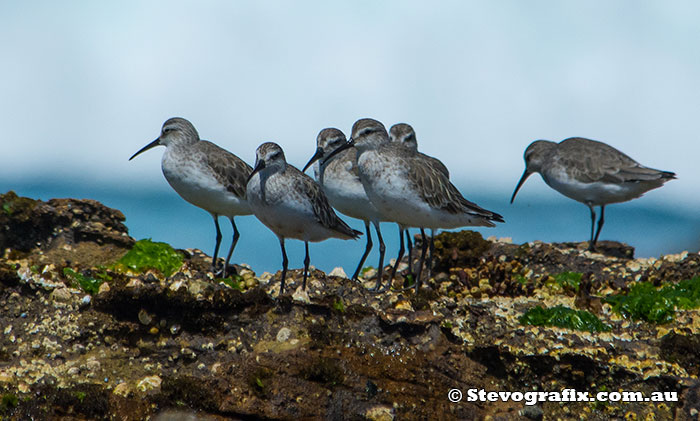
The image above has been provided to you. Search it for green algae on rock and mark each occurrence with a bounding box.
[62,267,103,295]
[604,276,700,324]
[0,191,37,220]
[332,298,345,313]
[1,393,19,413]
[219,274,244,290]
[114,239,183,277]
[553,271,582,292]
[519,304,611,332]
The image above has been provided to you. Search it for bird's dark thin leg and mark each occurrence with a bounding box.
[405,229,414,281]
[587,205,596,250]
[303,242,310,290]
[279,238,288,295]
[427,229,435,280]
[592,205,605,248]
[370,222,385,292]
[351,220,373,281]
[395,228,429,292]
[222,217,240,278]
[414,228,428,291]
[385,226,405,291]
[212,214,222,272]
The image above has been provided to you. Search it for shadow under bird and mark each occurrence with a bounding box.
[326,118,504,292]
[389,123,450,284]
[129,117,252,277]
[302,128,387,284]
[510,137,676,250]
[246,142,362,295]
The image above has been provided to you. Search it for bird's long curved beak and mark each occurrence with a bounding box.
[510,169,533,204]
[322,139,354,165]
[302,147,324,173]
[246,160,265,184]
[129,138,160,161]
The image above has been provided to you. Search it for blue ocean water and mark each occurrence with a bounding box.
[3,179,699,275]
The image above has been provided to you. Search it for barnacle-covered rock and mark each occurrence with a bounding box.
[1,193,698,420]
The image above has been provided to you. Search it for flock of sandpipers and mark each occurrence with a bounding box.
[130,117,676,295]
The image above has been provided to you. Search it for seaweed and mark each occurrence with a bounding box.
[519,305,611,333]
[220,275,244,290]
[1,393,18,413]
[554,271,582,292]
[604,277,700,324]
[114,239,183,277]
[332,298,345,313]
[63,268,103,295]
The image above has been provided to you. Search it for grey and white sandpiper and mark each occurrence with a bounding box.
[390,123,449,178]
[389,123,449,283]
[129,117,252,277]
[510,137,676,250]
[246,142,362,295]
[302,128,388,284]
[326,118,504,292]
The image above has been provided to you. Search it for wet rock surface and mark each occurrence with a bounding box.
[1,192,700,420]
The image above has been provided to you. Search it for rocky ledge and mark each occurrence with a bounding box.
[1,191,700,420]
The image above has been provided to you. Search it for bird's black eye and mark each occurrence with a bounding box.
[360,127,374,136]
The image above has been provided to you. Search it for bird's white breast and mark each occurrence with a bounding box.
[247,170,348,242]
[161,146,250,216]
[541,166,643,206]
[318,158,384,222]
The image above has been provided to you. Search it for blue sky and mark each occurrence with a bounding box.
[1,2,698,268]
[2,2,698,198]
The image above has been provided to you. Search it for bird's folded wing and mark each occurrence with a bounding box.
[406,158,502,222]
[569,150,671,184]
[199,141,253,199]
